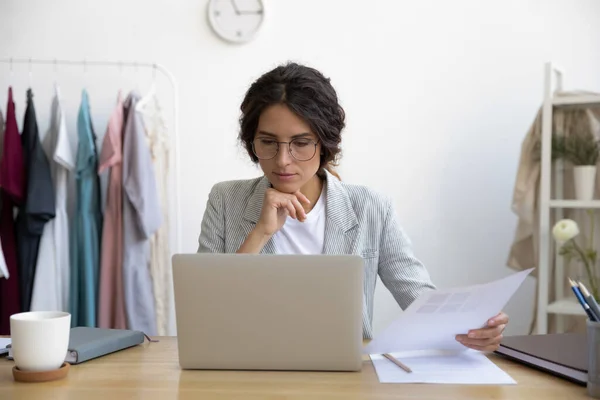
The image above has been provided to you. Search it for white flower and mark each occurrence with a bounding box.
[552,219,580,243]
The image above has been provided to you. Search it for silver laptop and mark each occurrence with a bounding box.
[172,253,364,372]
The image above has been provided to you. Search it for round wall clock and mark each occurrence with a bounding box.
[207,0,265,44]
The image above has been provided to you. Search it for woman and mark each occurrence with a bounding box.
[197,62,508,351]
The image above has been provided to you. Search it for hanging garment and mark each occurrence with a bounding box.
[0,110,9,280]
[138,92,172,335]
[97,92,127,329]
[30,85,77,312]
[122,91,162,335]
[70,89,103,327]
[0,88,24,334]
[0,237,7,280]
[507,94,600,333]
[15,89,55,312]
[0,108,4,160]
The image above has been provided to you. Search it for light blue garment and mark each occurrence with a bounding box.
[70,90,103,327]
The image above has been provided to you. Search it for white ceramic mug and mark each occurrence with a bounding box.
[10,311,71,372]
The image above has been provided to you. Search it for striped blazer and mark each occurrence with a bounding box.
[197,170,436,338]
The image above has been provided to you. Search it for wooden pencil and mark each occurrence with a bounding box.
[382,353,412,373]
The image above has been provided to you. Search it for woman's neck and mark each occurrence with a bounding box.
[300,175,324,213]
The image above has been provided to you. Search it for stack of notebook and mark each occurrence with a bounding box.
[494,332,587,385]
[4,327,146,364]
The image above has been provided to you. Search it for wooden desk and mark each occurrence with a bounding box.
[0,337,591,399]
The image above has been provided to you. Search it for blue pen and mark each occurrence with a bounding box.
[569,278,598,322]
[578,281,600,322]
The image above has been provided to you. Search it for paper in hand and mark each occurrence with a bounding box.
[364,268,533,355]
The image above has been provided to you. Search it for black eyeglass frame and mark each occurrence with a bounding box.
[251,138,319,161]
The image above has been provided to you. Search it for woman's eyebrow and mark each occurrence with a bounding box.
[256,130,277,137]
[257,130,313,138]
[291,133,313,139]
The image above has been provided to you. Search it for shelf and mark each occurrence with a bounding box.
[547,299,586,316]
[549,200,600,209]
[553,94,600,107]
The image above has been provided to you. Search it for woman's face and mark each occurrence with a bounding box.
[254,103,322,194]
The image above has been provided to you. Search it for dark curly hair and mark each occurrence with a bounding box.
[239,62,345,178]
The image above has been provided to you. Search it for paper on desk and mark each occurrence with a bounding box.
[0,338,10,356]
[370,349,516,384]
[364,268,533,355]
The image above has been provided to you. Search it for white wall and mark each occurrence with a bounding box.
[1,0,600,336]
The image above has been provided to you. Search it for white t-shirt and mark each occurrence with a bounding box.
[273,184,326,254]
[30,85,76,312]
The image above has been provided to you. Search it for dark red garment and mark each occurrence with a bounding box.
[0,87,24,335]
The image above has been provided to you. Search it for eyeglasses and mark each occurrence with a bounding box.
[252,137,319,161]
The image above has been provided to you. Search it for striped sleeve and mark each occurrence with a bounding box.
[197,184,226,253]
[377,199,436,310]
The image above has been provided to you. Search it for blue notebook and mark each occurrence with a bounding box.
[7,327,148,364]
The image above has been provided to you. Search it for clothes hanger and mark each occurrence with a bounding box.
[82,58,88,92]
[114,60,125,100]
[9,57,13,88]
[136,63,157,112]
[53,58,59,93]
[134,62,140,92]
[28,57,32,89]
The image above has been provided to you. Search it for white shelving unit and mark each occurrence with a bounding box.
[537,62,600,334]
[549,200,600,209]
[547,299,587,316]
[553,94,600,107]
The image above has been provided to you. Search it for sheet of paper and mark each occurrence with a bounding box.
[0,338,10,355]
[364,268,533,354]
[370,349,516,384]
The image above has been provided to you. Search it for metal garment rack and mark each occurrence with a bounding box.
[0,57,182,254]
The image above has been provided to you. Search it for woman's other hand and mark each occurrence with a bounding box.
[455,311,508,352]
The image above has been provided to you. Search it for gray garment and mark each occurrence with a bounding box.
[122,92,162,335]
[197,170,436,339]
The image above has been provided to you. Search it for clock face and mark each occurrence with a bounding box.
[207,0,265,44]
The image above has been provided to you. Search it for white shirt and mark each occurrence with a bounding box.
[139,92,173,336]
[30,85,76,312]
[273,184,326,254]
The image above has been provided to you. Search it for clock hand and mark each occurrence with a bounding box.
[237,9,263,15]
[230,0,240,15]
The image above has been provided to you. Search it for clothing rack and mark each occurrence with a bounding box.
[0,57,182,254]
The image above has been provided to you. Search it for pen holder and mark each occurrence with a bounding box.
[588,320,600,398]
